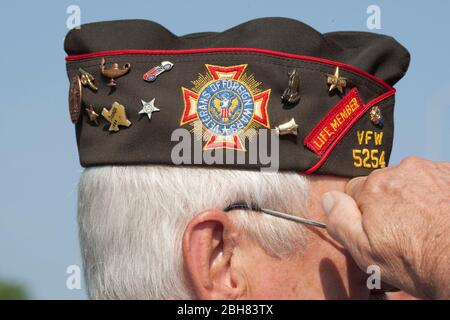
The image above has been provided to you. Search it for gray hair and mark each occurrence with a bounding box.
[78,166,310,299]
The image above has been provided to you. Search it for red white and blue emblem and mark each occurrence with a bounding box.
[181,64,271,151]
[143,61,174,82]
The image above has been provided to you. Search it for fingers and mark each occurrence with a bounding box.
[345,176,366,200]
[321,191,370,265]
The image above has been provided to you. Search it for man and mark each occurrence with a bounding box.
[77,159,449,299]
[65,18,425,299]
[78,166,368,299]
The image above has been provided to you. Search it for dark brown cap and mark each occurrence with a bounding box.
[64,17,410,177]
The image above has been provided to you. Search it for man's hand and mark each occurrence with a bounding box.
[321,157,450,299]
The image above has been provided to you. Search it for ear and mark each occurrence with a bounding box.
[182,209,245,299]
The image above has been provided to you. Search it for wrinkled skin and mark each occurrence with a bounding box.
[323,157,450,299]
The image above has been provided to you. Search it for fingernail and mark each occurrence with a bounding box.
[321,192,335,215]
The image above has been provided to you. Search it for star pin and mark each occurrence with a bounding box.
[139,98,160,120]
[85,105,99,125]
[327,66,347,93]
[101,102,132,132]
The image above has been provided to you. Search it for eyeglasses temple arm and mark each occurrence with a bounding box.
[224,203,327,229]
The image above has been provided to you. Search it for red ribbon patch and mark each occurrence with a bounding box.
[305,88,364,156]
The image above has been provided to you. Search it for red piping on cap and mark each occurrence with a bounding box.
[66,47,396,174]
[65,47,394,91]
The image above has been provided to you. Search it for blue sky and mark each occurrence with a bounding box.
[0,0,448,299]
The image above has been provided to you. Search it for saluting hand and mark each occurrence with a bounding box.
[321,157,450,299]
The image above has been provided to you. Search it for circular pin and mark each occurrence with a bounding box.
[68,75,82,123]
[369,105,384,127]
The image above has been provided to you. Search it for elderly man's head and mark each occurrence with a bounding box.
[77,166,369,299]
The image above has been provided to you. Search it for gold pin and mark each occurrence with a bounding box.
[275,118,299,136]
[100,58,131,87]
[85,105,99,125]
[369,106,384,127]
[102,102,132,132]
[327,66,347,93]
[79,68,98,91]
[68,75,82,123]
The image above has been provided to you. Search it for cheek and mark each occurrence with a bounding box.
[324,236,371,298]
[241,234,370,299]
[291,235,371,299]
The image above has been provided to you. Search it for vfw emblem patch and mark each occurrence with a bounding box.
[181,64,271,151]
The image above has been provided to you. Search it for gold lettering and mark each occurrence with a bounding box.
[352,148,386,169]
[345,105,352,116]
[374,131,383,146]
[313,137,325,149]
[357,131,364,145]
[349,98,359,111]
[365,131,373,145]
[330,118,339,131]
[324,127,333,137]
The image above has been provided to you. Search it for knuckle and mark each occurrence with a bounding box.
[345,176,366,198]
[438,161,450,170]
[400,156,426,168]
[364,170,385,194]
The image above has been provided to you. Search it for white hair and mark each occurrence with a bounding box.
[78,166,310,299]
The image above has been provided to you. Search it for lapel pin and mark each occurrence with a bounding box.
[327,66,347,93]
[100,58,131,87]
[143,61,174,82]
[281,69,301,104]
[369,106,384,127]
[85,105,100,125]
[102,102,132,132]
[139,98,160,120]
[68,75,82,123]
[275,118,299,136]
[79,68,98,91]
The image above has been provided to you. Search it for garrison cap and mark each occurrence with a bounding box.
[64,17,410,177]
